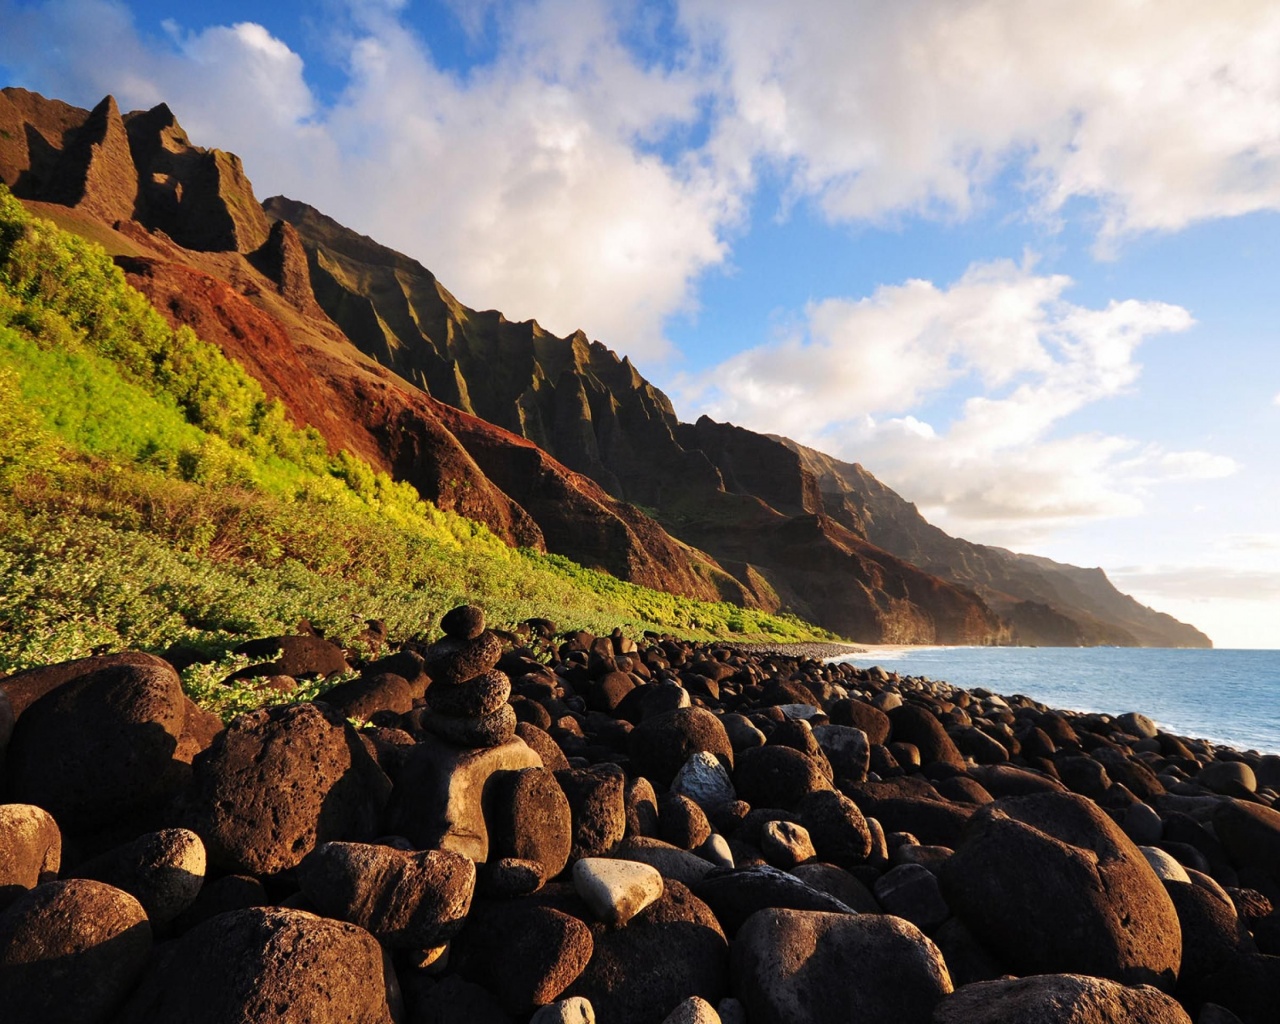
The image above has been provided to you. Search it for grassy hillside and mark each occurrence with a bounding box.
[0,186,835,687]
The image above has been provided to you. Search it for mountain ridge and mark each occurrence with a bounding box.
[0,85,1210,647]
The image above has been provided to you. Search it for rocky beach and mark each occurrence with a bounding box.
[1,605,1277,1024]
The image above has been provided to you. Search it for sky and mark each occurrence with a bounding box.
[2,0,1279,647]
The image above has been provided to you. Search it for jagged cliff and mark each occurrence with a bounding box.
[778,438,1212,648]
[0,86,1211,646]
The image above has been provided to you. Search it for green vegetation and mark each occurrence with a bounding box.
[0,187,834,699]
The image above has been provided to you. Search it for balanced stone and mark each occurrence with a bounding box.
[423,703,517,748]
[427,669,511,718]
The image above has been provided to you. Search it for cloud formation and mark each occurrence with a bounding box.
[676,259,1235,542]
[686,0,1280,250]
[4,0,1280,355]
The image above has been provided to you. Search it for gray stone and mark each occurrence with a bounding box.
[760,821,816,869]
[0,803,61,909]
[671,751,737,810]
[531,996,595,1024]
[1140,845,1191,884]
[574,857,664,927]
[616,837,717,888]
[662,995,720,1024]
[812,724,871,783]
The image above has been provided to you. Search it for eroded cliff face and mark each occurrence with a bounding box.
[778,439,1212,648]
[0,88,749,607]
[0,86,1211,645]
[267,197,1016,643]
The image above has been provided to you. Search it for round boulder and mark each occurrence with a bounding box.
[563,879,728,1024]
[733,745,833,811]
[0,803,61,909]
[0,879,152,1024]
[6,660,187,832]
[485,767,573,884]
[940,791,1181,989]
[630,708,734,788]
[115,906,396,1023]
[68,828,206,927]
[732,909,952,1024]
[180,702,391,875]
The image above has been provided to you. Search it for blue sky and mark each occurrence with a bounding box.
[3,0,1279,646]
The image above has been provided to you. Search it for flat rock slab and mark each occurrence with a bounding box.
[389,734,542,862]
[574,857,664,927]
[933,973,1193,1024]
[732,908,952,1024]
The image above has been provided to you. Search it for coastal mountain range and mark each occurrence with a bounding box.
[0,86,1211,648]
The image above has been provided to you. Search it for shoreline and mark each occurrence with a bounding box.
[2,612,1279,1023]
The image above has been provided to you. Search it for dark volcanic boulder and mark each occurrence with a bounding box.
[0,803,61,909]
[421,632,503,686]
[828,698,890,745]
[733,908,952,1024]
[734,745,833,811]
[932,974,1192,1023]
[888,704,966,769]
[0,878,152,1024]
[5,659,187,832]
[484,767,573,884]
[556,764,627,862]
[629,707,734,787]
[562,879,728,1024]
[694,865,856,937]
[297,841,474,947]
[1165,879,1258,1005]
[232,633,350,679]
[115,906,396,1023]
[1214,799,1280,886]
[181,702,391,875]
[319,672,415,720]
[797,789,873,865]
[940,792,1181,989]
[455,900,594,1013]
[0,650,172,719]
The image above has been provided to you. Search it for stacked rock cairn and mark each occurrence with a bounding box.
[418,604,516,748]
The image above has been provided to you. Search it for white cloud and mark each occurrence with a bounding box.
[674,259,1235,542]
[683,0,1280,249]
[4,0,1278,358]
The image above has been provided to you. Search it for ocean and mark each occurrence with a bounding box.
[832,647,1280,756]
